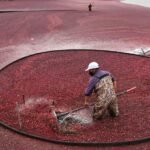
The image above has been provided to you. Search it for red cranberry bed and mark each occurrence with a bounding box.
[0,50,149,142]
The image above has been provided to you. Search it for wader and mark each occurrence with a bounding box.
[93,75,119,120]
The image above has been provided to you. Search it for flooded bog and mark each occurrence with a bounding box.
[0,50,149,142]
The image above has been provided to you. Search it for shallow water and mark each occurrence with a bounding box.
[58,106,93,125]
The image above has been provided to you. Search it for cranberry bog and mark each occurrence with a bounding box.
[0,50,149,145]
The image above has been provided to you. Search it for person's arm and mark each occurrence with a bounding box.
[109,72,117,91]
[85,77,98,96]
[113,80,117,91]
[84,77,99,105]
[84,96,90,105]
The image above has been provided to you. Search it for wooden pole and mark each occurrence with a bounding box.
[16,102,22,129]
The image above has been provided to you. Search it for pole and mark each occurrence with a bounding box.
[16,102,22,129]
[56,86,136,118]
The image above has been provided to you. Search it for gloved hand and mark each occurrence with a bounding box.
[84,101,89,107]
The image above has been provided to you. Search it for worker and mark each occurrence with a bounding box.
[84,62,119,120]
[88,3,93,12]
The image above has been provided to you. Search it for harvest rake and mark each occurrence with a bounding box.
[56,86,137,119]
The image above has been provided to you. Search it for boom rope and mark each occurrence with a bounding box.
[0,49,149,146]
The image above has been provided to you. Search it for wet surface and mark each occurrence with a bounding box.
[57,106,93,125]
[0,50,149,143]
[0,0,150,70]
[0,0,150,149]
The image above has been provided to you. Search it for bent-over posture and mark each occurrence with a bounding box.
[84,62,119,120]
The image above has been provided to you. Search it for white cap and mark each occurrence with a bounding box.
[85,62,99,71]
